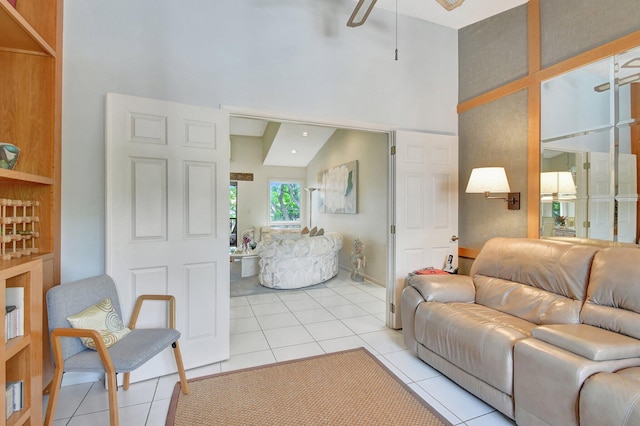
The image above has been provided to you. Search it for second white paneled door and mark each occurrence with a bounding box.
[390,131,458,329]
[106,93,230,384]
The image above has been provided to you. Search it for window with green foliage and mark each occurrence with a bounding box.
[269,180,301,226]
[230,182,237,246]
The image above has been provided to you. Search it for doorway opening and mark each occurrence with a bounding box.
[225,106,396,325]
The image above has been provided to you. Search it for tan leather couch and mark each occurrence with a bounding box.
[580,367,640,425]
[401,237,640,425]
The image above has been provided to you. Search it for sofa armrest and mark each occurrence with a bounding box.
[580,368,640,426]
[406,274,475,303]
[515,337,640,426]
[533,324,640,361]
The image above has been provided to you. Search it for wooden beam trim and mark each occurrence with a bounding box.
[528,0,541,75]
[631,83,640,244]
[525,1,542,239]
[527,86,541,238]
[457,76,532,114]
[458,247,480,259]
[458,30,640,112]
[535,30,640,83]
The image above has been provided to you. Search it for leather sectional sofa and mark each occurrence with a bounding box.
[401,237,640,425]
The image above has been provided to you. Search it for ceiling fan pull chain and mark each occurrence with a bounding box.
[395,0,398,60]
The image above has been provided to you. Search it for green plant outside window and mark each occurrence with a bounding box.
[269,181,301,226]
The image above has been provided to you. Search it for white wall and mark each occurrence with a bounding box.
[230,135,307,236]
[307,129,389,285]
[61,0,458,281]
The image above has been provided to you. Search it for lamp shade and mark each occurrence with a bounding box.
[540,172,576,195]
[465,167,511,193]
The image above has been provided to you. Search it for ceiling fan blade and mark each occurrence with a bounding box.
[436,0,465,11]
[347,0,378,27]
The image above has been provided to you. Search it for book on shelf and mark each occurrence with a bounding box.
[4,381,23,419]
[5,287,24,342]
[5,305,22,343]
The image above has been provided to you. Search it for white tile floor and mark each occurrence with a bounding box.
[46,271,515,425]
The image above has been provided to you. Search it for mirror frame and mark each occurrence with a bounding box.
[532,37,640,241]
[538,49,640,242]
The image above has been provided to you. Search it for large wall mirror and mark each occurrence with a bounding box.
[540,46,640,243]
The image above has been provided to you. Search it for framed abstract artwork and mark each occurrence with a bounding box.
[318,160,358,214]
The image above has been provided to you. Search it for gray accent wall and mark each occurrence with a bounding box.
[458,0,640,261]
[458,5,528,102]
[541,0,640,68]
[459,90,528,250]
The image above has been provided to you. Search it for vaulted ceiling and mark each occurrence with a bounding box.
[370,0,527,30]
[230,0,529,167]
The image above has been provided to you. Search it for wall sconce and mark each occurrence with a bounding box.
[465,167,521,210]
[540,171,577,201]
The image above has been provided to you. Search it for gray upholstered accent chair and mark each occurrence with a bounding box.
[44,275,190,426]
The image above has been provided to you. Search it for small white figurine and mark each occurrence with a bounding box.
[350,238,367,282]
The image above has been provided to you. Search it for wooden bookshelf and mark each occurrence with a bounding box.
[0,0,62,408]
[1,259,43,425]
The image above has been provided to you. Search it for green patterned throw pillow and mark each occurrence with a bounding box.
[66,297,131,350]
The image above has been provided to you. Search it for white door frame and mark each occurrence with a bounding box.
[222,105,398,325]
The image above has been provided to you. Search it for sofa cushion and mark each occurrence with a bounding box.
[581,247,640,339]
[471,238,599,324]
[475,276,583,324]
[533,324,640,361]
[261,227,302,242]
[414,302,535,395]
[407,274,475,303]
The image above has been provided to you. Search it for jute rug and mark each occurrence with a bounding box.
[166,348,453,426]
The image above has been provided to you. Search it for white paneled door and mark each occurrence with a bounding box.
[588,151,614,241]
[389,131,458,329]
[106,93,230,384]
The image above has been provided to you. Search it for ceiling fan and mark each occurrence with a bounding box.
[347,0,466,27]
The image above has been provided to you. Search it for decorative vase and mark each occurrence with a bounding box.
[0,143,20,170]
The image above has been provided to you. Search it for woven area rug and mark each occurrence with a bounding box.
[166,348,452,426]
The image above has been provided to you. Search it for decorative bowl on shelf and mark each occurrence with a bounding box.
[0,143,20,170]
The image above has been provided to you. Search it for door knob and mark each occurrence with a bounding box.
[451,235,459,242]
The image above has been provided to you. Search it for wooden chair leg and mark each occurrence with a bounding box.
[172,341,190,394]
[43,366,64,426]
[106,372,120,426]
[123,372,131,390]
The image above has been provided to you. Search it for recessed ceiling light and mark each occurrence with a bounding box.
[291,149,297,154]
[302,131,309,137]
